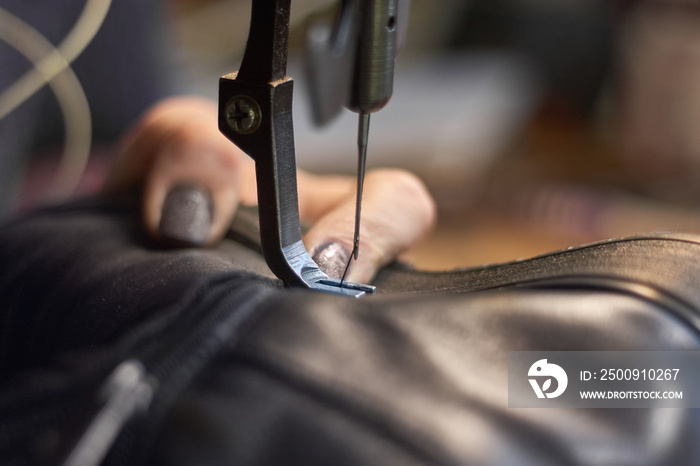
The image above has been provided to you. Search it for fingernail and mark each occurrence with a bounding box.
[311,242,351,279]
[158,184,213,246]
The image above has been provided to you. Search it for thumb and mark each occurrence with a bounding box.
[304,169,436,283]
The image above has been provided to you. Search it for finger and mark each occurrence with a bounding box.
[105,96,257,245]
[304,168,436,283]
[142,134,251,246]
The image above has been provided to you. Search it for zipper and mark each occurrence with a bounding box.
[60,280,276,466]
[61,360,154,466]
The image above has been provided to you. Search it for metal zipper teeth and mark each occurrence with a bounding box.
[0,278,255,448]
[0,280,276,465]
[61,360,154,466]
[91,281,277,465]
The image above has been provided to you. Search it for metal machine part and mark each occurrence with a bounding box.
[219,1,375,297]
[347,0,400,114]
[306,0,408,282]
[306,0,408,125]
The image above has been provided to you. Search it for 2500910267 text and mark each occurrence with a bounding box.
[580,369,680,382]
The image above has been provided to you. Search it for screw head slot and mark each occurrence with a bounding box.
[225,96,262,134]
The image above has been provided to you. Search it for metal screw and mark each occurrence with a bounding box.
[225,96,261,134]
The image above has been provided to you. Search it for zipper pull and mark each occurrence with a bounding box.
[62,360,156,466]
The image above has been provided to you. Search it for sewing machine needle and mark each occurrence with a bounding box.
[341,112,370,284]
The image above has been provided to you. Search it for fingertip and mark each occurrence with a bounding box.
[145,178,244,247]
[310,241,352,279]
[366,168,438,235]
[142,129,250,246]
[303,168,437,283]
[157,184,214,246]
[142,154,242,248]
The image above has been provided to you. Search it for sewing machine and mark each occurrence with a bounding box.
[218,0,406,297]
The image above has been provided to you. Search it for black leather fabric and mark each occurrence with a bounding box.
[1,194,699,465]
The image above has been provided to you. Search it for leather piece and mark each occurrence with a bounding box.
[1,193,700,465]
[0,194,277,375]
[216,290,699,465]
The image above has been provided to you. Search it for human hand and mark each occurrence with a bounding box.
[105,97,436,283]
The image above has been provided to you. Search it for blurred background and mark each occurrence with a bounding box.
[4,0,700,270]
